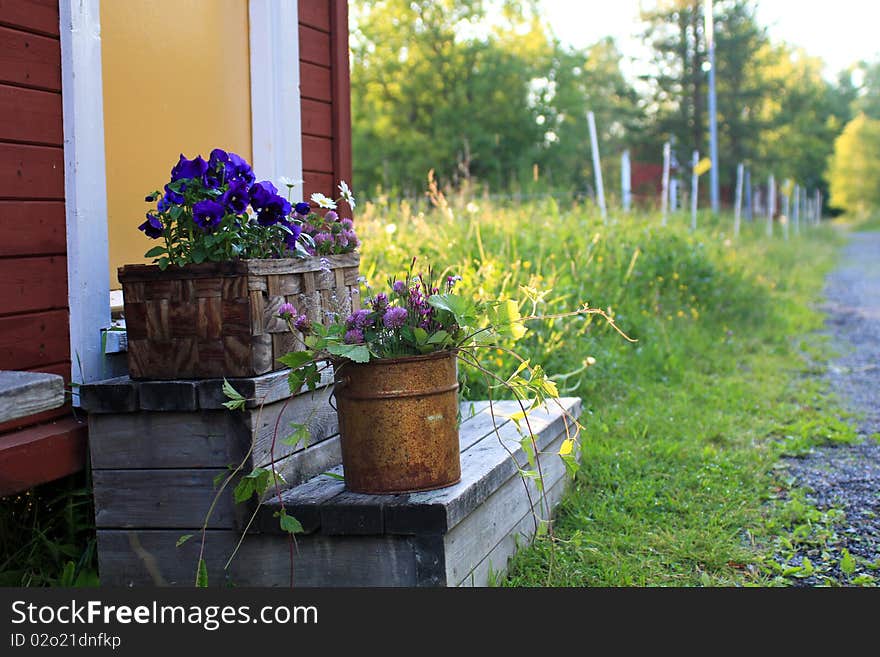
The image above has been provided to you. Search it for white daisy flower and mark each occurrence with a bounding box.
[310,192,337,209]
[278,176,304,188]
[338,180,356,209]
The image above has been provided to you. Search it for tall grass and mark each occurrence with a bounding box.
[357,190,856,585]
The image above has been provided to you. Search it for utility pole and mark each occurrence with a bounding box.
[705,0,720,214]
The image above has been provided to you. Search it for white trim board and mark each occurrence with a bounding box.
[59,0,111,396]
[249,0,304,199]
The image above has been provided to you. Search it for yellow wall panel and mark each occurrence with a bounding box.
[101,0,252,288]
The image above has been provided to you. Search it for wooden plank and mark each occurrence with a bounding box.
[243,385,339,469]
[245,252,359,276]
[0,142,64,198]
[0,369,64,422]
[302,134,333,173]
[256,467,346,533]
[0,309,69,370]
[0,416,86,496]
[301,98,332,137]
[0,200,65,256]
[379,398,580,535]
[92,468,239,530]
[77,375,138,413]
[443,430,569,586]
[0,25,61,91]
[0,83,61,144]
[303,170,334,198]
[330,0,353,192]
[0,360,69,433]
[268,432,342,489]
[299,0,331,31]
[0,0,60,37]
[88,410,243,470]
[0,255,66,315]
[96,529,417,587]
[198,363,334,409]
[458,467,569,587]
[137,380,198,411]
[300,61,331,102]
[299,24,331,67]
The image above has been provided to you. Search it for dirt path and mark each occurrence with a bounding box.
[783,230,880,584]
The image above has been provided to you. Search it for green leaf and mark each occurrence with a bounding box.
[327,343,371,363]
[282,423,311,448]
[276,509,304,535]
[413,327,429,344]
[176,534,194,548]
[488,300,527,340]
[321,471,345,481]
[233,478,254,504]
[222,398,246,411]
[196,558,208,587]
[213,471,229,489]
[428,293,478,327]
[278,351,315,370]
[222,378,245,401]
[427,330,450,346]
[144,246,167,258]
[157,257,170,270]
[841,549,856,575]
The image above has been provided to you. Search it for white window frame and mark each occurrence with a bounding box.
[60,0,303,397]
[249,0,304,198]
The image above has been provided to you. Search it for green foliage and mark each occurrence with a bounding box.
[357,187,851,586]
[827,113,880,213]
[0,471,98,587]
[351,0,639,194]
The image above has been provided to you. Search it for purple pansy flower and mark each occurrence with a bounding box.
[226,152,255,185]
[294,202,311,216]
[383,306,408,329]
[256,194,291,227]
[192,199,225,230]
[170,154,208,182]
[163,183,185,205]
[220,179,250,214]
[249,181,278,210]
[282,221,303,251]
[138,213,164,239]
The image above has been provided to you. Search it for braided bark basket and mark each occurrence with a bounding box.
[118,253,360,380]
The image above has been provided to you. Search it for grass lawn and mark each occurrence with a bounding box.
[358,193,861,586]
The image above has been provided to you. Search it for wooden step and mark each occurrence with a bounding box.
[93,396,581,587]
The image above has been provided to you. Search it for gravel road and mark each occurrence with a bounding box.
[782,230,880,585]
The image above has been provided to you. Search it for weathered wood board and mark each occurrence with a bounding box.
[0,370,65,423]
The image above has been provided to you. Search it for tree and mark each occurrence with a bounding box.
[827,113,880,213]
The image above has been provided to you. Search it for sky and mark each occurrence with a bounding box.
[539,0,880,80]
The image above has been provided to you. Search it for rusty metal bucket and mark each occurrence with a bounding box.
[333,350,461,494]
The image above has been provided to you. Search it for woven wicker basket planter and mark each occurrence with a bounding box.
[118,253,360,380]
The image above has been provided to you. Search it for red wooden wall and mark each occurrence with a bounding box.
[299,0,352,209]
[0,0,85,495]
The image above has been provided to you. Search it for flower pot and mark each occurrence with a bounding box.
[333,350,461,494]
[118,253,360,380]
